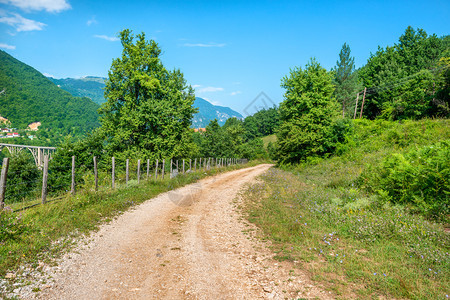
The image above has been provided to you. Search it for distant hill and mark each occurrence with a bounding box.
[49,76,243,128]
[192,97,243,128]
[0,50,100,137]
[49,76,106,105]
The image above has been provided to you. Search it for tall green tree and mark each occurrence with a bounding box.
[333,43,361,117]
[99,29,197,160]
[277,58,339,163]
[359,26,449,119]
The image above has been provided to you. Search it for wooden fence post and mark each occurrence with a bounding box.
[137,159,141,184]
[71,156,76,195]
[359,87,367,119]
[155,159,159,180]
[147,159,150,180]
[162,159,165,179]
[353,92,360,119]
[126,159,129,185]
[0,157,10,210]
[182,159,185,174]
[176,160,179,172]
[170,158,173,176]
[41,155,49,204]
[112,157,115,190]
[194,158,197,172]
[93,156,98,192]
[189,159,192,172]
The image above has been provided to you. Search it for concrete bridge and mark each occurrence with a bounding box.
[0,143,56,166]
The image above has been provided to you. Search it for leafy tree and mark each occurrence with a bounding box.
[333,43,362,117]
[359,26,449,119]
[99,29,197,161]
[277,58,339,163]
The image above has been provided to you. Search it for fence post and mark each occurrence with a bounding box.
[189,159,192,172]
[183,159,185,174]
[41,155,49,204]
[147,159,150,180]
[137,159,141,184]
[71,156,76,195]
[0,157,10,210]
[176,160,179,172]
[126,159,129,185]
[162,159,165,179]
[112,157,115,190]
[194,158,197,171]
[155,159,159,180]
[93,156,98,192]
[170,158,173,176]
[199,158,202,171]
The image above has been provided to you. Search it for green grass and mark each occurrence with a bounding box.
[0,160,262,282]
[241,119,450,299]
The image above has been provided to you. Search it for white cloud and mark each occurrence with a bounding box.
[192,84,201,89]
[183,42,226,48]
[42,72,54,77]
[0,0,71,13]
[197,86,224,93]
[202,97,221,106]
[0,12,46,31]
[230,91,241,96]
[0,43,16,50]
[86,16,97,26]
[94,34,119,42]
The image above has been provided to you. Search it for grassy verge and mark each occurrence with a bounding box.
[241,119,449,299]
[0,160,263,280]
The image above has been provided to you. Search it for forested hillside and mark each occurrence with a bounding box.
[0,50,100,143]
[192,97,243,127]
[49,76,106,105]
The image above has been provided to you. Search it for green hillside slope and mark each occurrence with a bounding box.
[0,50,100,138]
[49,76,106,105]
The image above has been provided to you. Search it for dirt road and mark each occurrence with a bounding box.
[38,164,331,299]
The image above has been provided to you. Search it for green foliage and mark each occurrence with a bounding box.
[48,129,105,193]
[3,151,40,203]
[277,58,339,163]
[99,29,197,161]
[359,26,449,119]
[360,140,449,219]
[0,50,100,144]
[243,106,280,140]
[333,43,362,118]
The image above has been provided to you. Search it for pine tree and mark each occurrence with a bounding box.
[333,43,361,118]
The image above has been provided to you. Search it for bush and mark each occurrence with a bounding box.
[4,151,40,203]
[360,140,449,219]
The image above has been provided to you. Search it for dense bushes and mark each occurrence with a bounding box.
[360,140,449,219]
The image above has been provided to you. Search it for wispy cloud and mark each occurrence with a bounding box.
[197,86,224,93]
[183,42,226,48]
[0,43,15,50]
[230,91,242,96]
[42,72,54,78]
[86,16,97,26]
[0,0,71,13]
[94,34,119,42]
[0,12,46,31]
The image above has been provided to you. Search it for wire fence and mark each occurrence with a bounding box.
[0,156,247,212]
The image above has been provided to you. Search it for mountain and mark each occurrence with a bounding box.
[48,76,243,128]
[192,97,243,128]
[0,50,100,139]
[49,76,106,105]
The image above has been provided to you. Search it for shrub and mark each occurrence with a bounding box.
[360,140,449,219]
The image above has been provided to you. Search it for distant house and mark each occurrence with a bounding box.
[12,132,20,137]
[6,133,13,138]
[193,128,206,133]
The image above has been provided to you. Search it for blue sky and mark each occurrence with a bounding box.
[0,0,449,115]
